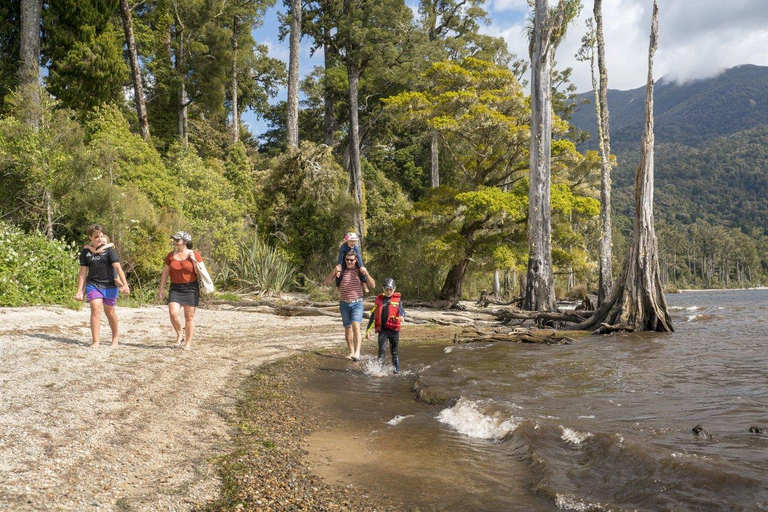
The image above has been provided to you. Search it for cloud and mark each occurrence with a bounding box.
[492,0,530,12]
[488,0,768,92]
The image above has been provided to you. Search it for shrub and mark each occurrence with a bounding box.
[227,236,297,296]
[0,222,80,307]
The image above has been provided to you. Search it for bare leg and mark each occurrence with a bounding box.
[351,322,362,359]
[103,304,119,346]
[168,302,183,346]
[89,299,103,348]
[344,325,355,358]
[182,305,196,350]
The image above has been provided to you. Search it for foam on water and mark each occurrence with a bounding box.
[560,426,593,445]
[362,357,396,377]
[436,397,519,440]
[386,414,413,426]
[555,493,608,511]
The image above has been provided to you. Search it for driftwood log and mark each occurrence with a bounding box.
[455,326,572,345]
[488,308,589,327]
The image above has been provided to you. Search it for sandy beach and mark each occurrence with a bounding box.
[0,303,345,511]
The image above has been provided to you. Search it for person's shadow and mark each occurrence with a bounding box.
[28,333,170,350]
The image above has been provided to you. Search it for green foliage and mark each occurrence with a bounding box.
[0,0,19,112]
[226,235,297,296]
[256,142,355,275]
[0,91,85,235]
[85,105,179,208]
[167,144,245,263]
[42,0,128,117]
[0,222,79,307]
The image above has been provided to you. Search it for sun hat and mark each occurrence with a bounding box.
[344,232,359,241]
[383,278,396,290]
[170,231,192,242]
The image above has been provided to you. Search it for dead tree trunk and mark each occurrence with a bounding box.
[120,0,150,140]
[577,0,673,333]
[323,39,335,147]
[594,0,613,306]
[430,131,440,187]
[175,22,188,145]
[346,62,364,238]
[286,0,302,148]
[524,0,557,312]
[19,0,42,127]
[231,15,239,142]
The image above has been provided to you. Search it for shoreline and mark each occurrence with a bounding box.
[203,353,398,510]
[676,287,768,292]
[0,304,453,510]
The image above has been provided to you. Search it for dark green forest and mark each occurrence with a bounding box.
[1,0,766,307]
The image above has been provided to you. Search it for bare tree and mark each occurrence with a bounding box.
[577,0,673,333]
[594,0,613,306]
[232,14,240,142]
[286,0,302,147]
[19,0,42,127]
[524,0,580,312]
[120,0,150,140]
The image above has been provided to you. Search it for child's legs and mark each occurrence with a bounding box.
[377,331,388,361]
[102,304,119,344]
[89,299,103,346]
[182,305,196,346]
[390,331,400,370]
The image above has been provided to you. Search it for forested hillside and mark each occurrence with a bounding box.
[569,64,768,287]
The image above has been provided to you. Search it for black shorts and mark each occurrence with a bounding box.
[168,281,200,307]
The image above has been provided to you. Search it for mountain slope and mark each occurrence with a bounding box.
[571,64,768,149]
[570,64,768,235]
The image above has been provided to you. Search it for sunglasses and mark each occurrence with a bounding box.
[345,258,356,262]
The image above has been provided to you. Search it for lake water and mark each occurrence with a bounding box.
[301,290,768,511]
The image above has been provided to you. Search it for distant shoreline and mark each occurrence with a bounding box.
[676,287,767,292]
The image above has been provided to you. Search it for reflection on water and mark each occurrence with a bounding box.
[302,290,768,511]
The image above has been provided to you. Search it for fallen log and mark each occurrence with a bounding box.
[594,322,635,334]
[454,327,572,345]
[489,309,588,326]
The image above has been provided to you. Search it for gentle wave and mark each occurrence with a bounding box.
[386,414,413,426]
[436,398,519,440]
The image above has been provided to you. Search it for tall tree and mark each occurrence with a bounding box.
[524,0,580,312]
[419,0,489,188]
[593,0,612,306]
[19,0,42,126]
[578,0,673,333]
[343,5,364,237]
[120,0,150,140]
[42,0,127,117]
[231,14,240,142]
[286,0,302,147]
[337,0,413,239]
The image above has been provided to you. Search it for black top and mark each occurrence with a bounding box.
[79,247,119,288]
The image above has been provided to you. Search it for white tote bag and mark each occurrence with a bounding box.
[192,256,215,294]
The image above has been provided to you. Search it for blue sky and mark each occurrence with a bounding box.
[243,0,768,138]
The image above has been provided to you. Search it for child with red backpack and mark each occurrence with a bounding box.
[365,278,405,373]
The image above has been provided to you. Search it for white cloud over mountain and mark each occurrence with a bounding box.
[488,0,768,92]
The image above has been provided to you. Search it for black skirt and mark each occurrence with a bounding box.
[168,281,200,307]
